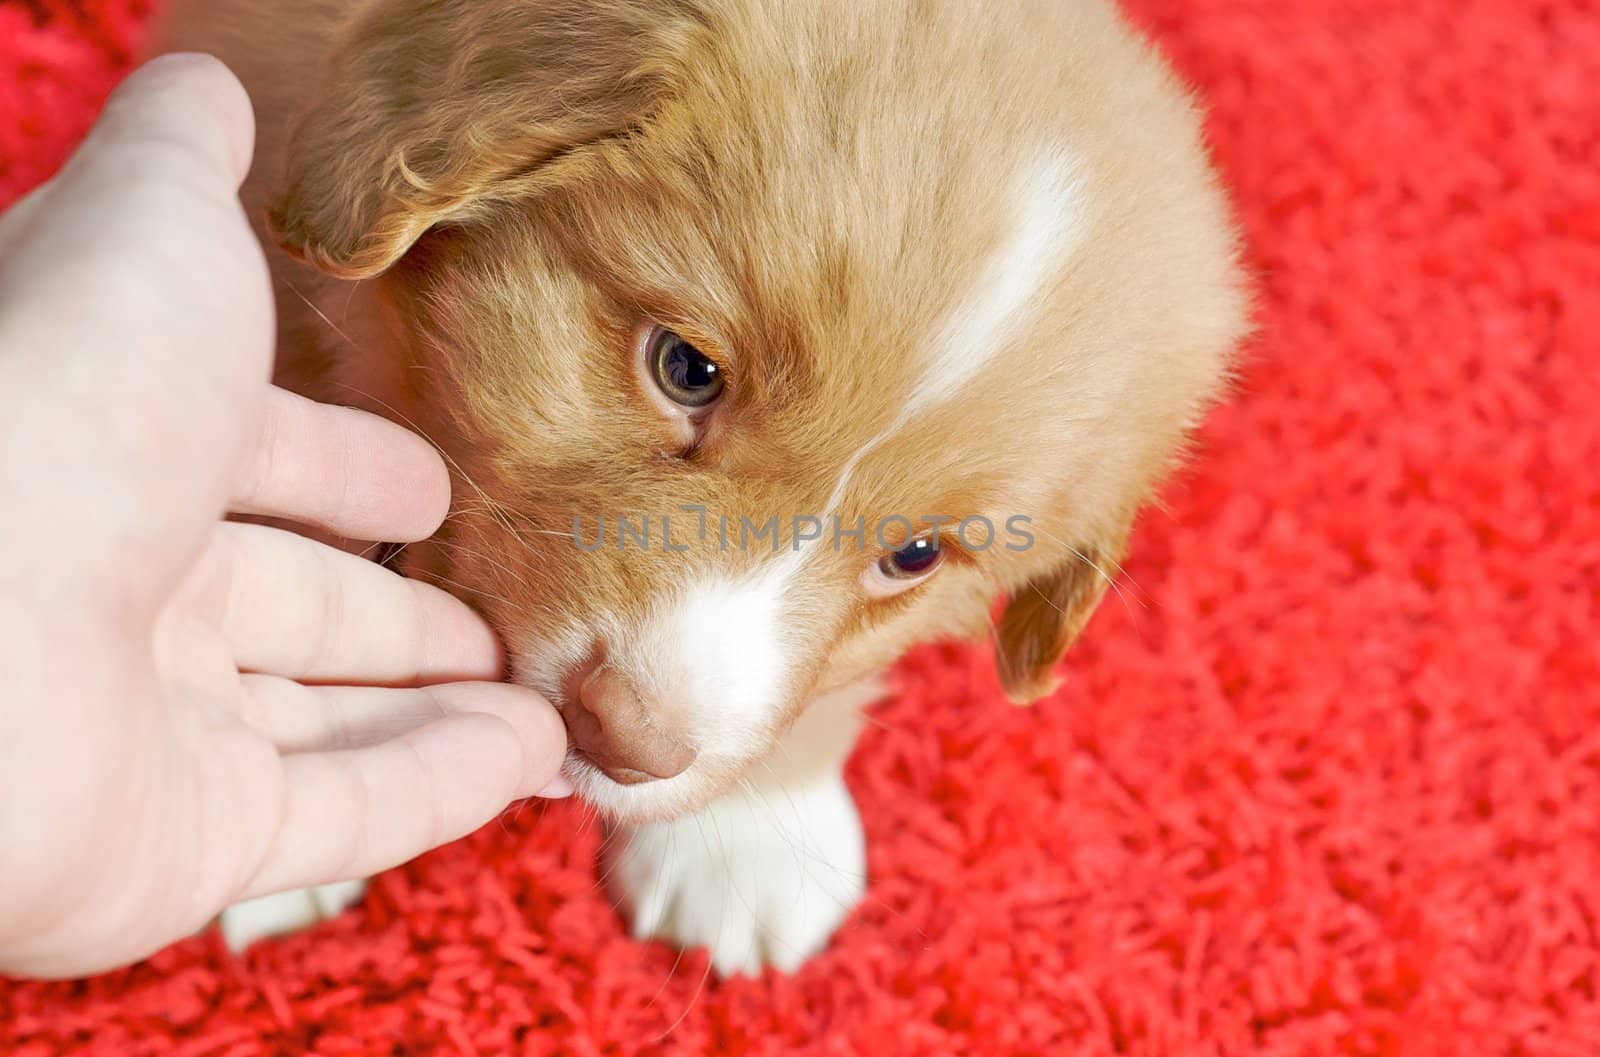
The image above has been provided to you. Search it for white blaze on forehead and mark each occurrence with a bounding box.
[620,554,801,754]
[908,149,1086,410]
[820,149,1087,521]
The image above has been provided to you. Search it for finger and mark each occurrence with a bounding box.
[0,184,49,258]
[0,56,252,255]
[238,674,572,790]
[231,387,451,543]
[78,53,255,191]
[0,54,256,288]
[0,55,273,607]
[241,694,569,897]
[211,522,502,685]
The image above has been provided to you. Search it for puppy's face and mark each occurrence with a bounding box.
[271,0,1246,821]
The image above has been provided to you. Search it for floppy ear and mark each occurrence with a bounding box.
[994,540,1123,704]
[268,0,700,279]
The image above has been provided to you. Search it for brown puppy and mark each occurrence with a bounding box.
[157,0,1247,974]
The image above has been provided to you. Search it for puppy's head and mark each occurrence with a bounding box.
[272,0,1247,821]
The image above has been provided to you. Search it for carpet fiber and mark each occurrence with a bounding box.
[3,1,1599,1053]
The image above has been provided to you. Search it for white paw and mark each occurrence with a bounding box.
[608,772,865,977]
[219,879,368,951]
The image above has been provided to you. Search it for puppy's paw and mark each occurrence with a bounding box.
[609,774,865,977]
[219,879,368,951]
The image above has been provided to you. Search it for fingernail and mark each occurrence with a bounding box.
[535,774,575,799]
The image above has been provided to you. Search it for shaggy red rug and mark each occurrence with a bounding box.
[3,0,1598,1053]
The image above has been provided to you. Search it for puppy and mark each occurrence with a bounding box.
[156,0,1247,975]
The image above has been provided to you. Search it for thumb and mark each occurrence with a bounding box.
[0,54,274,613]
[0,54,254,257]
[72,52,255,195]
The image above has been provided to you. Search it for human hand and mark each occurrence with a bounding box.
[0,55,567,979]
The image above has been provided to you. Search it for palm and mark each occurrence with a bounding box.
[0,56,565,979]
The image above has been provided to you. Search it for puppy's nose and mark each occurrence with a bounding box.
[569,665,696,784]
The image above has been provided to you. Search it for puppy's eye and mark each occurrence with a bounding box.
[882,536,942,579]
[861,534,944,599]
[649,328,724,408]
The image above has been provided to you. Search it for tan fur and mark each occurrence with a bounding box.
[154,0,1247,819]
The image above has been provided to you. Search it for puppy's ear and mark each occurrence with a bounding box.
[269,0,699,279]
[994,541,1122,704]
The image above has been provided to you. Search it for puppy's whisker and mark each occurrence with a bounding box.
[411,568,520,611]
[750,753,933,947]
[746,762,862,889]
[641,917,692,1020]
[446,511,573,539]
[738,776,820,882]
[495,795,535,836]
[339,276,363,322]
[419,537,533,595]
[858,711,906,737]
[650,826,719,1041]
[412,533,563,600]
[592,823,639,891]
[356,539,390,562]
[578,799,601,841]
[1024,521,1141,616]
[278,275,529,554]
[278,275,356,349]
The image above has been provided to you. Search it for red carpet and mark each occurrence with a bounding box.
[4,1,1599,1053]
